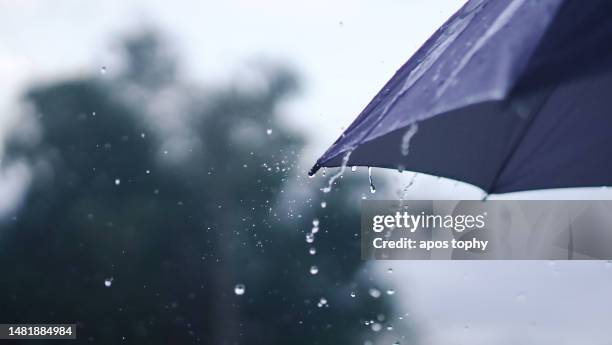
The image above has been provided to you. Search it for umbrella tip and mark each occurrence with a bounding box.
[308,162,322,177]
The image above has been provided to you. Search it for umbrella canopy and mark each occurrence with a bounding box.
[310,0,612,194]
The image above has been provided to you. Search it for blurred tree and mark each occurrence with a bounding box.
[0,29,415,345]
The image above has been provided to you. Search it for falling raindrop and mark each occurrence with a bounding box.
[114,179,121,186]
[369,288,381,298]
[309,247,316,255]
[234,283,246,295]
[266,128,273,135]
[305,233,315,243]
[350,291,356,298]
[400,123,419,156]
[322,151,352,193]
[368,167,376,194]
[310,218,320,233]
[386,289,395,295]
[320,201,327,208]
[104,278,113,287]
[309,265,319,275]
[399,172,418,200]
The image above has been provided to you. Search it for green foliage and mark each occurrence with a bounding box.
[0,30,412,345]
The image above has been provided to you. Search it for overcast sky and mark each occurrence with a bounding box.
[0,0,461,155]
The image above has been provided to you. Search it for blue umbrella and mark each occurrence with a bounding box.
[310,0,612,193]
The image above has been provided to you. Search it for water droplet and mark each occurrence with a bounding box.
[317,297,327,307]
[92,111,96,116]
[400,123,419,156]
[351,166,357,172]
[320,201,327,208]
[350,291,356,298]
[369,288,381,298]
[234,283,246,295]
[399,172,418,199]
[368,167,376,193]
[371,323,382,332]
[387,267,393,274]
[309,247,316,255]
[310,265,319,275]
[386,324,394,331]
[140,132,146,138]
[312,218,320,227]
[104,278,113,287]
[386,289,395,295]
[145,170,150,174]
[321,151,351,193]
[114,179,121,186]
[266,129,273,135]
[392,341,400,345]
[516,292,527,302]
[306,233,315,243]
[100,66,107,74]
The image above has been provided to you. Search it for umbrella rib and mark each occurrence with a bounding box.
[486,87,556,193]
[308,1,481,176]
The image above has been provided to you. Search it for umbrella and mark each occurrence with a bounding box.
[309,0,612,194]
